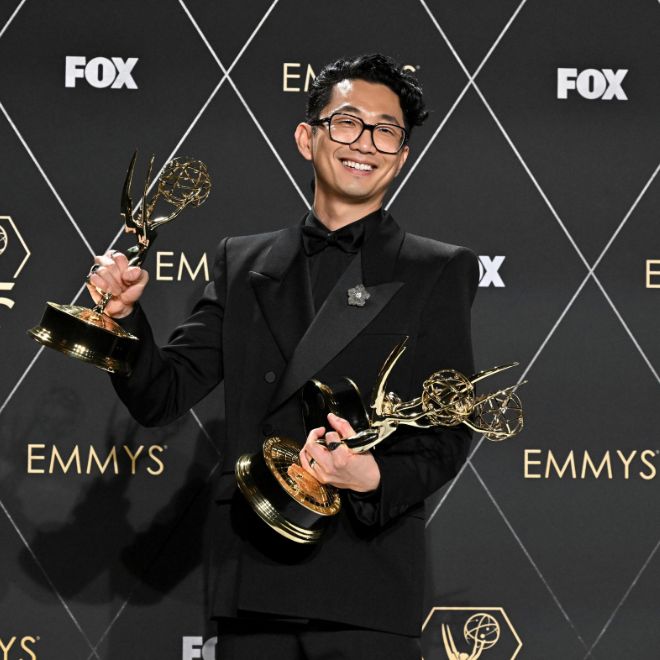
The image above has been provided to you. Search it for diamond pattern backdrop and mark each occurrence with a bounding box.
[0,1,658,658]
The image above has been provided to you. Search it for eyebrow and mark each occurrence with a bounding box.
[333,104,402,126]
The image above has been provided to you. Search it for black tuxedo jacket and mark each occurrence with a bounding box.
[112,211,479,636]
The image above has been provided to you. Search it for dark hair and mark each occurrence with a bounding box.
[306,53,428,134]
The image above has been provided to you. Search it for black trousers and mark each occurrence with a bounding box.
[216,618,421,660]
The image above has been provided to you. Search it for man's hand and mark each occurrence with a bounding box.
[300,412,381,493]
[86,250,149,319]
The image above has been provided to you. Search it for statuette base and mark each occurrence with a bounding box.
[28,302,138,375]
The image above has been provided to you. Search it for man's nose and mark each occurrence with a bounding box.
[350,127,377,153]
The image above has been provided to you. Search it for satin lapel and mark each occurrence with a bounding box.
[248,224,314,361]
[267,212,405,413]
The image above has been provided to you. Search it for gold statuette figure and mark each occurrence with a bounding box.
[341,336,524,453]
[236,336,525,544]
[442,613,501,660]
[28,151,211,375]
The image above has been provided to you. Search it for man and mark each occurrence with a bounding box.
[88,54,478,659]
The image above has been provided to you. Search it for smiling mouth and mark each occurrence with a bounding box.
[340,158,375,173]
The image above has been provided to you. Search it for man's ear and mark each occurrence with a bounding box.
[394,144,410,177]
[294,122,314,161]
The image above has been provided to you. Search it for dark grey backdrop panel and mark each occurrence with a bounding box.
[0,1,658,659]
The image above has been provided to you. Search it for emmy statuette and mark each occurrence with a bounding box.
[236,336,525,544]
[442,613,501,659]
[28,151,211,375]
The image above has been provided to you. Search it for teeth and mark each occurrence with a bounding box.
[343,160,373,171]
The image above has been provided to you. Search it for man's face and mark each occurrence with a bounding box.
[296,79,409,207]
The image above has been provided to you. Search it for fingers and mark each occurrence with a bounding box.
[123,265,145,285]
[305,433,351,478]
[326,412,355,439]
[87,251,148,299]
[84,250,149,317]
[300,421,361,485]
[88,251,124,291]
[324,432,351,466]
[306,426,325,443]
[121,267,149,303]
[299,447,321,477]
[305,438,330,466]
[110,250,129,272]
[301,427,332,479]
[303,428,328,465]
[324,430,341,446]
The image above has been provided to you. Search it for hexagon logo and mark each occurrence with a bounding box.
[422,606,522,660]
[0,215,31,310]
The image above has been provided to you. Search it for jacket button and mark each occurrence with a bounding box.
[262,424,274,436]
[264,371,276,383]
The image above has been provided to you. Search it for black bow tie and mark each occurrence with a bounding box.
[301,224,363,256]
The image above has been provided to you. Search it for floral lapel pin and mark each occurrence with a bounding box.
[347,283,370,307]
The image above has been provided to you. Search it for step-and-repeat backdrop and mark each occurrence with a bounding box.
[1,1,659,658]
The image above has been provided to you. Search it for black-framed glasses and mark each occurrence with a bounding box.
[308,112,409,154]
